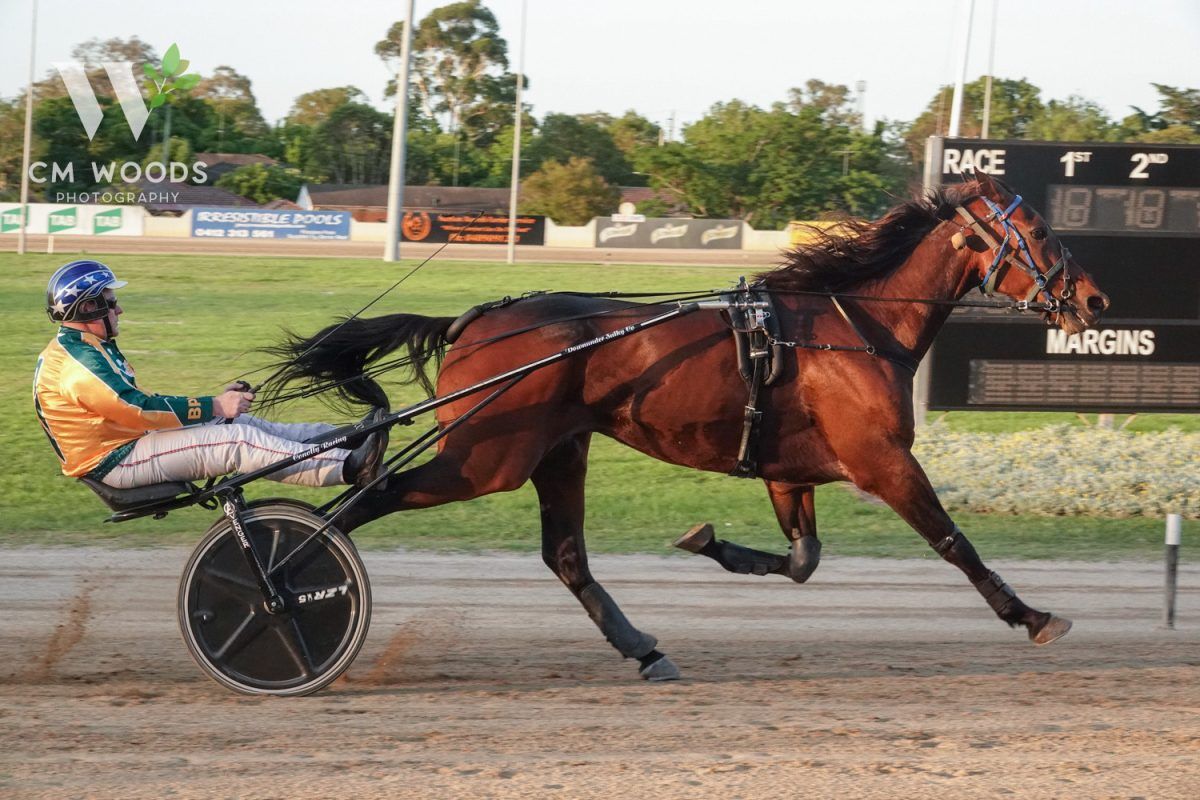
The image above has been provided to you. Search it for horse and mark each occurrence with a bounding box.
[264,173,1110,681]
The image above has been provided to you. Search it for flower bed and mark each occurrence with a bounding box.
[913,424,1198,518]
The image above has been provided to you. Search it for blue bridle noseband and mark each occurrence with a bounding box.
[955,195,1073,309]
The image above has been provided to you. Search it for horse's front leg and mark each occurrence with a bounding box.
[846,444,1071,645]
[765,481,821,583]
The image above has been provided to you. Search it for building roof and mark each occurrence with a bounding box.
[618,185,685,213]
[135,180,260,214]
[300,184,513,212]
[194,153,280,183]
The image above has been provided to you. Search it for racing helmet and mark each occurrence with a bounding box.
[46,260,127,323]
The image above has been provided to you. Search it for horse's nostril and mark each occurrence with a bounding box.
[1087,296,1106,314]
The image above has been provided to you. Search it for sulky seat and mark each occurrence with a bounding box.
[77,476,194,512]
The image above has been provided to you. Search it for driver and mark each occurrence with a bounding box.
[33,260,387,491]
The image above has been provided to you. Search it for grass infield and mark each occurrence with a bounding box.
[2,252,1191,559]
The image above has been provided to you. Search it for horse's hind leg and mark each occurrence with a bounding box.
[334,443,534,533]
[532,433,680,681]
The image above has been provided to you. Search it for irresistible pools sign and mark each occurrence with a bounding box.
[191,208,352,240]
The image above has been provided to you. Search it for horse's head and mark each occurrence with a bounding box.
[948,172,1109,334]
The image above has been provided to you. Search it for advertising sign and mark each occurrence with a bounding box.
[594,218,743,249]
[191,208,351,240]
[400,211,546,245]
[0,204,144,236]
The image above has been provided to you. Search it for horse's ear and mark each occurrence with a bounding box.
[974,169,999,197]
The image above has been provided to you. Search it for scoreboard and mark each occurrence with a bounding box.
[920,137,1200,414]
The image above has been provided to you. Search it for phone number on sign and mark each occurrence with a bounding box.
[194,228,278,238]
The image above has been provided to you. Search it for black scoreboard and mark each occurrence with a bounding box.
[920,137,1200,414]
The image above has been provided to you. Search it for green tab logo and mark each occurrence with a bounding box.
[93,207,123,234]
[0,205,26,233]
[48,207,78,233]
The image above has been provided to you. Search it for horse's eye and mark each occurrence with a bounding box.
[1031,228,1047,240]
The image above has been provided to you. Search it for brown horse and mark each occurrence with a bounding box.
[267,174,1110,680]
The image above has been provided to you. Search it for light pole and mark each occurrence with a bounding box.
[981,0,998,138]
[17,0,39,256]
[383,0,417,263]
[948,0,976,138]
[505,0,528,266]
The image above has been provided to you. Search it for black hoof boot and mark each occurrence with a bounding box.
[674,523,787,576]
[782,536,821,583]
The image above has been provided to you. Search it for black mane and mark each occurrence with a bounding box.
[759,184,975,292]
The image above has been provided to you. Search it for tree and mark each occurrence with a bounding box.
[788,79,860,128]
[29,95,96,197]
[520,157,620,225]
[477,117,534,186]
[527,113,632,185]
[140,136,193,170]
[195,66,271,150]
[607,110,662,156]
[376,0,513,133]
[636,91,904,228]
[0,98,27,199]
[1026,96,1120,142]
[286,86,367,127]
[1151,84,1200,131]
[903,76,1044,164]
[1121,84,1200,144]
[215,163,304,203]
[305,103,393,184]
[30,36,161,101]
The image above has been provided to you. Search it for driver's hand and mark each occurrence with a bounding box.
[214,389,254,419]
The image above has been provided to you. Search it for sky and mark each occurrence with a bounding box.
[1,0,1197,134]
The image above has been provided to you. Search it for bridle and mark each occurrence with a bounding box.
[953,194,1074,311]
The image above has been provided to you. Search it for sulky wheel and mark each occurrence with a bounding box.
[178,503,371,696]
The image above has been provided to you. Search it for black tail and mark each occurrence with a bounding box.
[261,313,455,411]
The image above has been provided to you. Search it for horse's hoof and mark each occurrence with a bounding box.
[786,537,821,583]
[640,654,681,682]
[1030,614,1072,646]
[673,523,714,554]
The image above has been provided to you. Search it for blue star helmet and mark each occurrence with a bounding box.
[46,260,127,323]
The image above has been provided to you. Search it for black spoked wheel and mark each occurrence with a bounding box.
[178,503,371,696]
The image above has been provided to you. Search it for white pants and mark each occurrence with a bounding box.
[102,415,349,489]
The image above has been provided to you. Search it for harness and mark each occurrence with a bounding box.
[722,278,783,478]
[954,194,1073,308]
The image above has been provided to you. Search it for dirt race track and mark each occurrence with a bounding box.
[2,546,1197,799]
